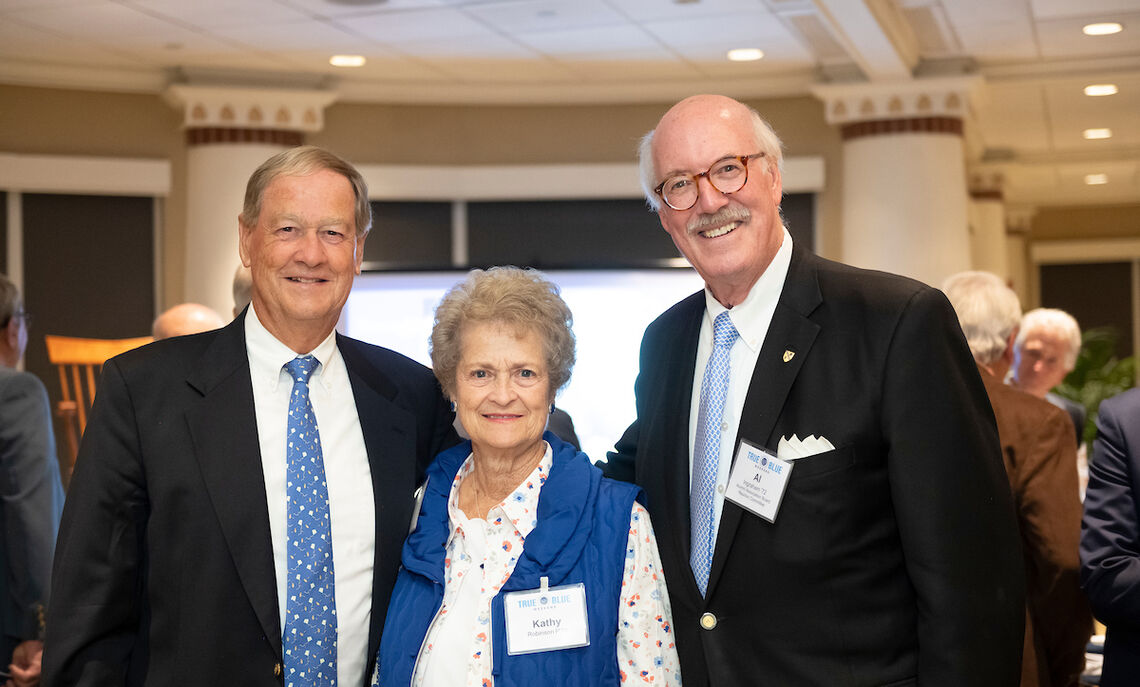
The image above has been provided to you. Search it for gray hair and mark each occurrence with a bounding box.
[1016,308,1082,370]
[637,101,784,211]
[239,145,372,237]
[0,273,20,326]
[232,264,253,314]
[942,271,1022,366]
[430,267,575,402]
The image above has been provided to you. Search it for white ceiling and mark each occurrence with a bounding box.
[1,0,1137,207]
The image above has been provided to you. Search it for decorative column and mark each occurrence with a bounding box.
[968,171,1009,281]
[1005,206,1036,306]
[813,76,980,287]
[164,85,337,317]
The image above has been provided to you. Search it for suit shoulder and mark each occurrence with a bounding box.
[105,330,219,379]
[643,289,703,335]
[810,252,935,307]
[0,367,49,398]
[1099,387,1140,422]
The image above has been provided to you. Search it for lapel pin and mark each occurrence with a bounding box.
[782,350,795,363]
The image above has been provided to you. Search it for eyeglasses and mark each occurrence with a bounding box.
[653,152,766,211]
[3,310,30,328]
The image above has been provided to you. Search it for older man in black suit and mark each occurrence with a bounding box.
[44,146,457,686]
[603,94,1024,686]
[1081,387,1140,686]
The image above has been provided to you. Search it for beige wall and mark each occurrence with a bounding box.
[1031,204,1140,241]
[0,85,842,306]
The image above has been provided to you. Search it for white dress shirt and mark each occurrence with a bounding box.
[688,227,794,543]
[245,306,376,687]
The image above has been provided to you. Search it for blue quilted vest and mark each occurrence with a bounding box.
[377,432,642,687]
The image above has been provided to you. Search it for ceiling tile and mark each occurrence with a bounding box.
[342,6,489,43]
[1030,0,1140,21]
[464,0,627,33]
[209,16,373,52]
[1035,12,1140,59]
[123,0,314,29]
[511,24,663,57]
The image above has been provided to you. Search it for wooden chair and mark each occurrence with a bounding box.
[44,334,153,479]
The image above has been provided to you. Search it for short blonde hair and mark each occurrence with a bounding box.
[431,267,575,401]
[240,145,372,237]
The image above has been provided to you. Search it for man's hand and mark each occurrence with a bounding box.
[7,639,42,687]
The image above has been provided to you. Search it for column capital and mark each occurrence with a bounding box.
[811,75,981,129]
[163,84,338,134]
[969,171,1005,201]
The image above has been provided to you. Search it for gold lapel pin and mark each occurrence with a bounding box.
[782,350,795,363]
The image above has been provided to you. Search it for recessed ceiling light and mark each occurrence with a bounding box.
[1083,22,1123,36]
[1085,174,1109,185]
[329,55,366,67]
[1084,83,1119,96]
[1083,128,1113,139]
[727,48,764,62]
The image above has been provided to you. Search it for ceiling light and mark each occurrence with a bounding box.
[1085,174,1109,185]
[1083,128,1113,139]
[329,55,366,67]
[1083,22,1123,36]
[727,48,764,62]
[1084,84,1118,96]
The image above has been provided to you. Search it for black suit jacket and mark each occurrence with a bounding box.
[42,315,457,686]
[605,245,1025,686]
[1081,387,1140,687]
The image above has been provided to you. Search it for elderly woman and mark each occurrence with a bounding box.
[374,267,679,686]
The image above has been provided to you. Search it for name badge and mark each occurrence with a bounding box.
[724,440,793,523]
[503,577,590,655]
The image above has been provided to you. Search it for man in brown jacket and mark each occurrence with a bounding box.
[945,271,1092,687]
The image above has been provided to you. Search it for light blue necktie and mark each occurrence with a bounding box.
[283,356,337,687]
[690,312,739,597]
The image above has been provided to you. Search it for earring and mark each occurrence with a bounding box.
[549,403,555,415]
[450,401,457,413]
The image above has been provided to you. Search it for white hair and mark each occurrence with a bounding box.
[1016,308,1082,370]
[637,100,784,212]
[942,271,1022,366]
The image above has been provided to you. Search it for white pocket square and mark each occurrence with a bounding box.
[777,434,836,460]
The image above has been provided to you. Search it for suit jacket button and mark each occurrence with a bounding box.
[700,612,717,630]
[274,662,283,677]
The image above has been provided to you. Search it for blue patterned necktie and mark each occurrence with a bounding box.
[283,356,337,687]
[690,311,739,597]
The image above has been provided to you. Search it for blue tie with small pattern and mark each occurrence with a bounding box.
[283,356,337,687]
[690,312,739,597]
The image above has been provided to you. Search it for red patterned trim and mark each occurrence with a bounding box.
[186,128,304,146]
[840,117,962,141]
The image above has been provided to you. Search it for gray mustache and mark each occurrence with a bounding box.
[687,206,750,234]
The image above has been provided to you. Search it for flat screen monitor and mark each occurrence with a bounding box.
[343,268,705,463]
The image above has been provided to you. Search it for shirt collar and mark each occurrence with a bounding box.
[703,226,794,352]
[244,303,339,391]
[447,442,553,539]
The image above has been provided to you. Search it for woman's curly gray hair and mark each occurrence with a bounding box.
[430,266,575,402]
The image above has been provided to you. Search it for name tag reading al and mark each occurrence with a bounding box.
[724,440,793,523]
[504,577,589,655]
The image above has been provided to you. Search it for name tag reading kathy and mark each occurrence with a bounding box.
[504,577,589,655]
[724,440,793,523]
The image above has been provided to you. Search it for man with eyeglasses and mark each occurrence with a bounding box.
[603,95,1024,686]
[0,273,65,687]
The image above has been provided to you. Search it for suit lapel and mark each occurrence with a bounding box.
[706,245,822,598]
[657,293,705,599]
[183,317,282,654]
[337,336,418,664]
